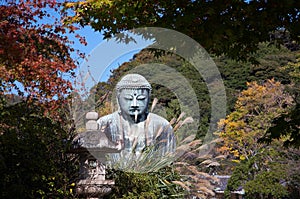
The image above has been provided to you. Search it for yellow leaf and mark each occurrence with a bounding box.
[232,159,240,163]
[240,155,246,161]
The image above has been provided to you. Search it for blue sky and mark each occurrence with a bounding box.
[72,26,154,92]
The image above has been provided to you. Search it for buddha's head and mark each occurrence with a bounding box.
[116,74,152,123]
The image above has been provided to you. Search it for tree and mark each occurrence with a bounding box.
[0,0,85,119]
[217,79,300,198]
[64,0,300,61]
[218,79,293,161]
[0,1,87,198]
[215,42,296,112]
[261,52,300,147]
[224,144,300,199]
[0,101,78,199]
[225,146,296,199]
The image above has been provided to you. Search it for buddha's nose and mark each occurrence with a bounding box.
[131,97,138,108]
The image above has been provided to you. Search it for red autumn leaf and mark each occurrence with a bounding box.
[0,0,84,120]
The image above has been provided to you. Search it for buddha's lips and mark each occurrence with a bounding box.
[129,108,140,112]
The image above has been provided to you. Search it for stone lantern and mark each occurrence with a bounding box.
[70,111,122,199]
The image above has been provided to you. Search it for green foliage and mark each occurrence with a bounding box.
[215,42,296,111]
[262,104,300,147]
[245,171,288,199]
[261,52,300,147]
[0,100,77,199]
[104,167,185,199]
[225,147,292,199]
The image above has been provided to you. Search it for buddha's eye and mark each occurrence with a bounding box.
[124,95,133,100]
[137,95,146,100]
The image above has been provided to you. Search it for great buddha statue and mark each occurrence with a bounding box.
[97,74,176,169]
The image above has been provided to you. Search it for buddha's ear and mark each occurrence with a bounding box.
[116,89,121,96]
[143,88,151,97]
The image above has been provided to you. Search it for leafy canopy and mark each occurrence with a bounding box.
[0,101,77,199]
[65,0,300,60]
[218,79,293,162]
[217,79,300,198]
[261,52,300,147]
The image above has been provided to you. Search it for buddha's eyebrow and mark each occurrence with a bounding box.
[123,94,133,98]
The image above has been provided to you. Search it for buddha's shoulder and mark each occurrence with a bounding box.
[148,113,170,125]
[97,112,119,124]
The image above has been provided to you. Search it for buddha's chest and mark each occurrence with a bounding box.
[122,122,147,152]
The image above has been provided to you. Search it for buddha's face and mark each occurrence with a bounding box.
[118,88,150,120]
